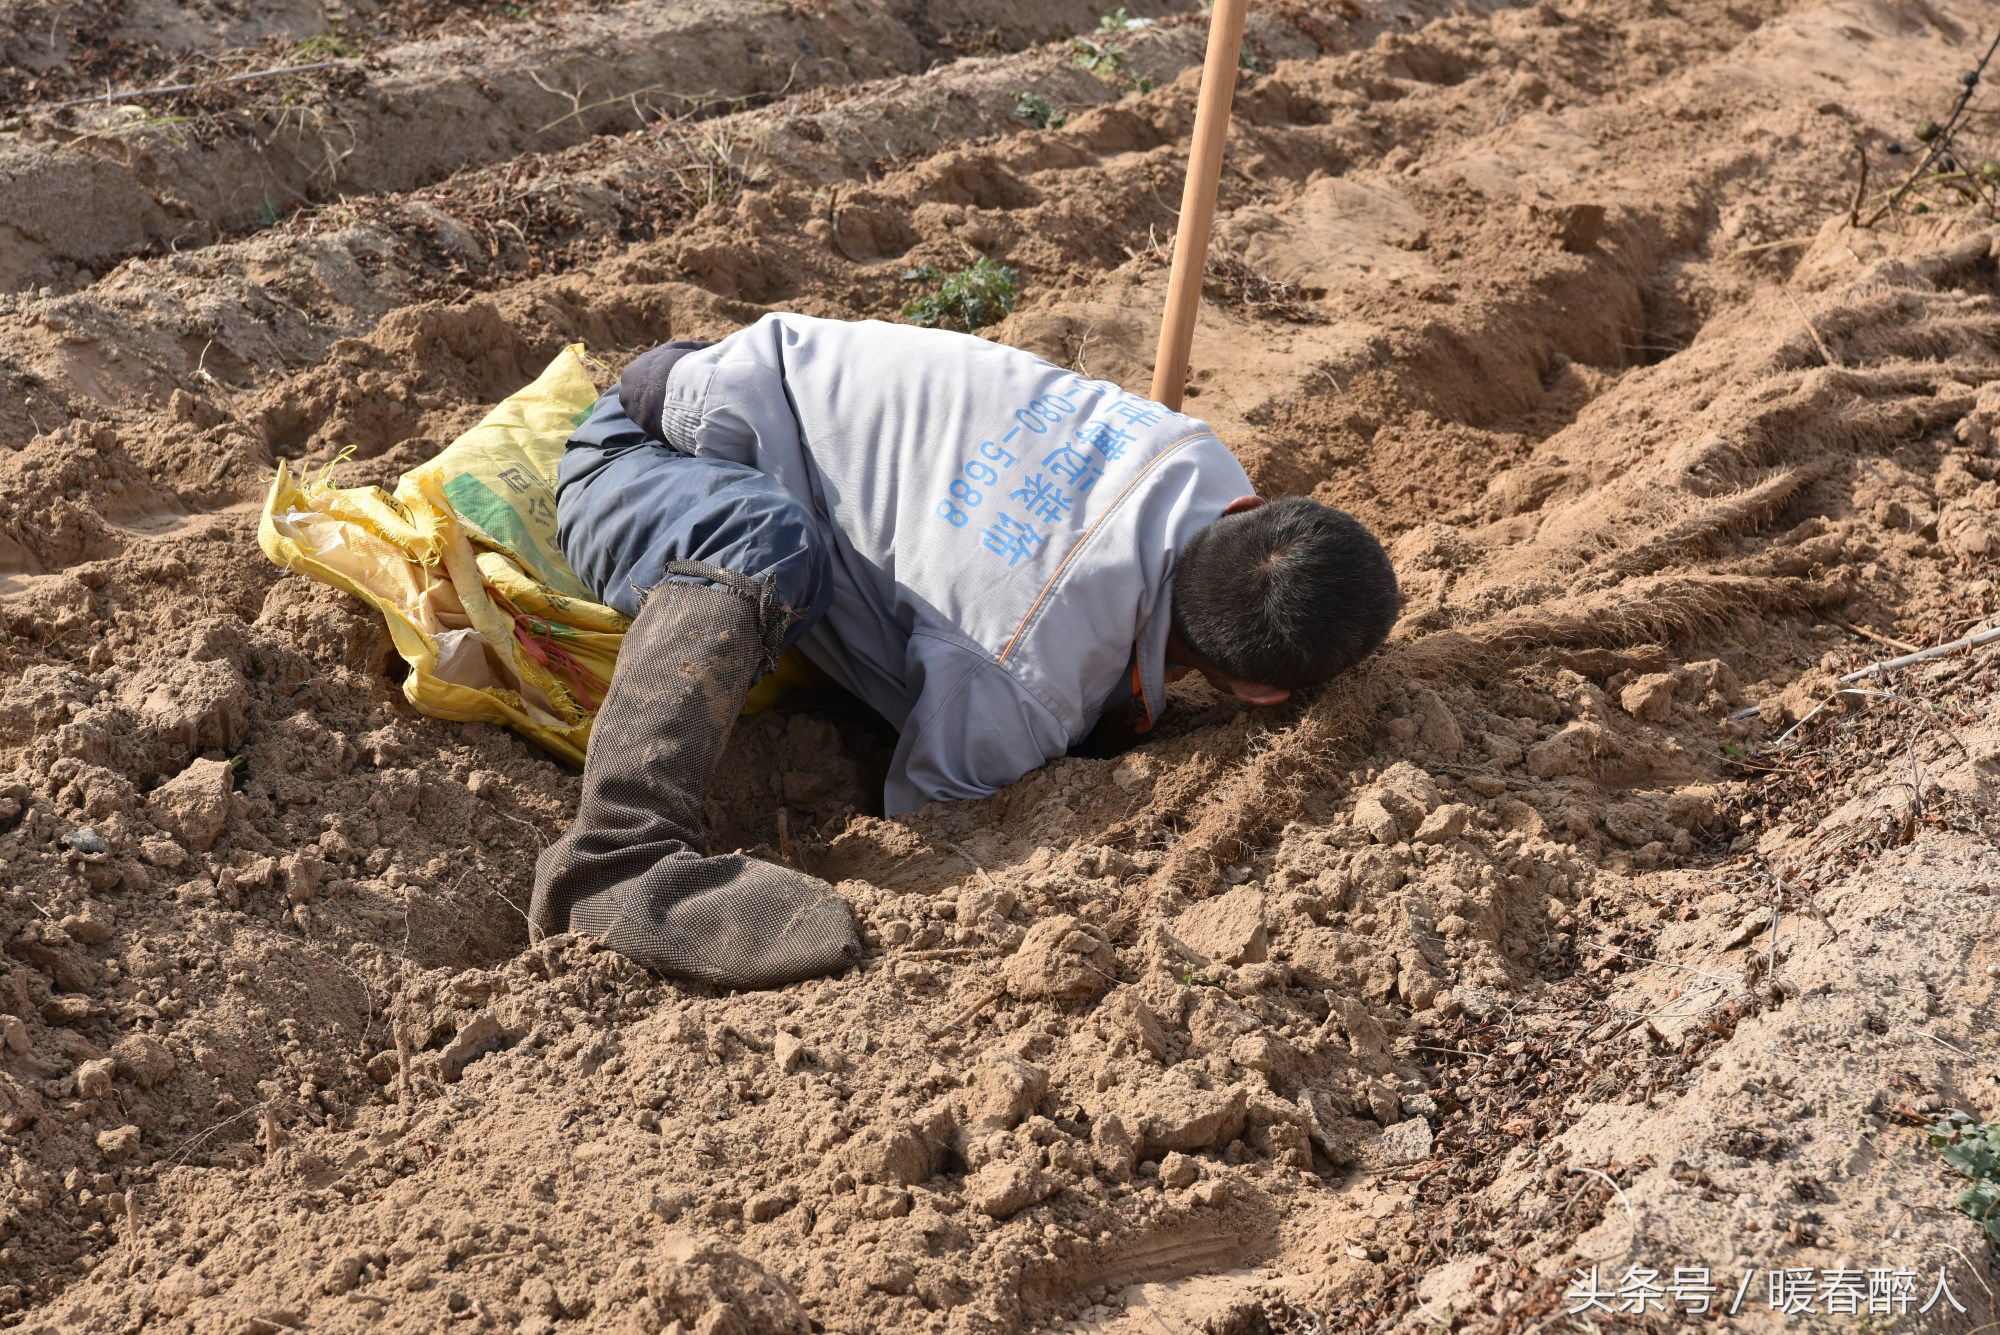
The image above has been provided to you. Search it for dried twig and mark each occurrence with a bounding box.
[529,69,674,135]
[1577,941,1736,984]
[1905,733,1927,823]
[1202,241,1325,322]
[1490,67,1522,132]
[1730,620,2000,719]
[397,1016,415,1113]
[1860,30,2000,225]
[1783,285,1840,367]
[164,1102,266,1168]
[1847,141,1869,229]
[1771,867,1840,942]
[1766,880,1782,983]
[1832,616,1921,654]
[923,986,1004,1040]
[943,841,996,891]
[480,800,549,852]
[1898,1024,1965,1054]
[1571,1166,1640,1261]
[45,60,356,113]
[1838,621,2000,681]
[1723,234,1816,263]
[825,186,864,264]
[124,1190,141,1277]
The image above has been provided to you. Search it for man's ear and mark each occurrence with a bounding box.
[1229,680,1290,706]
[1222,494,1264,517]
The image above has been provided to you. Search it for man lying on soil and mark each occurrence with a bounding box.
[530,314,1400,989]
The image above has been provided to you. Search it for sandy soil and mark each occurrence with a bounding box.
[2,0,1999,1331]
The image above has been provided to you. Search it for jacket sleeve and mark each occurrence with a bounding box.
[884,632,1072,816]
[648,317,801,472]
[615,340,715,444]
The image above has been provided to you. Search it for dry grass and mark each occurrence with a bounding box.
[1202,250,1328,323]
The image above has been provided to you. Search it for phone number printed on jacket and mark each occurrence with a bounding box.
[933,375,1170,569]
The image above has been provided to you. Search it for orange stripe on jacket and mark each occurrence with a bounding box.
[995,431,1215,668]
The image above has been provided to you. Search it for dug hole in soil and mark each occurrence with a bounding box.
[2,0,1999,1331]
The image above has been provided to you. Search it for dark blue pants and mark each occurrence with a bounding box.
[555,391,833,656]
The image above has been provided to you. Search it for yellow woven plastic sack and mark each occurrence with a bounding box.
[258,344,800,765]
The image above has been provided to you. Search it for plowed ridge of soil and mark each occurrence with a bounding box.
[2,0,1998,1332]
[0,0,1203,292]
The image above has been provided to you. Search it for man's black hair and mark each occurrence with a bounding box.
[1171,497,1399,690]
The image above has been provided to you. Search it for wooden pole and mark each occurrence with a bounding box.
[1149,0,1250,411]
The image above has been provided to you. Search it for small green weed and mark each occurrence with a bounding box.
[1072,14,1159,94]
[293,33,361,59]
[1013,90,1066,131]
[936,23,1005,56]
[1071,36,1125,76]
[900,257,1020,332]
[1928,1109,2000,1246]
[1718,738,1785,776]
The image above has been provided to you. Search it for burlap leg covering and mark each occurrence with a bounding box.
[530,579,859,989]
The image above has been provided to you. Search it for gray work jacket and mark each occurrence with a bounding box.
[646,314,1253,815]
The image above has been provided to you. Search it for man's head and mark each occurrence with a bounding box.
[1167,495,1399,706]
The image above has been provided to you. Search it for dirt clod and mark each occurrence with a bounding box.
[1174,887,1269,965]
[94,1126,140,1163]
[437,1010,506,1082]
[1001,914,1116,1005]
[147,757,234,851]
